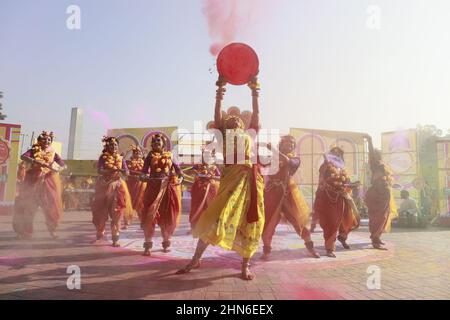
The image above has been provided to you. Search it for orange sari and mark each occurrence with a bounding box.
[13,148,63,237]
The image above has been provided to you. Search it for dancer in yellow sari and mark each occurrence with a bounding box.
[177,76,264,280]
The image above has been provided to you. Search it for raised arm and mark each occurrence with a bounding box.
[365,134,376,172]
[53,153,65,167]
[248,77,260,131]
[20,149,33,161]
[214,76,227,129]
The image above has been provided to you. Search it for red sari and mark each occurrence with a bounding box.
[13,147,64,238]
[365,162,397,243]
[92,153,132,240]
[141,151,182,243]
[262,156,312,250]
[189,164,220,229]
[314,161,359,251]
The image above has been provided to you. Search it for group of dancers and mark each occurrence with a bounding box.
[13,76,397,280]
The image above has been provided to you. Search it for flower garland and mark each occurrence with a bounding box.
[150,151,173,174]
[195,164,217,176]
[128,156,144,171]
[31,144,54,172]
[101,151,122,170]
[324,162,350,192]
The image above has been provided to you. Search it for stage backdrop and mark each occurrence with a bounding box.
[436,140,450,215]
[107,126,178,157]
[64,160,98,177]
[0,123,21,213]
[381,129,440,214]
[289,128,367,209]
[381,129,419,207]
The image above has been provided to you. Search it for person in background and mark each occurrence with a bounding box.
[124,145,147,229]
[63,175,78,211]
[399,190,419,226]
[188,151,221,233]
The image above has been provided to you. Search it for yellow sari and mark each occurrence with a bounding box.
[192,129,265,258]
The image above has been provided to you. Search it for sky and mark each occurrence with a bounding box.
[1,0,450,159]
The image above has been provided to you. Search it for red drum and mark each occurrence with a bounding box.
[216,43,259,85]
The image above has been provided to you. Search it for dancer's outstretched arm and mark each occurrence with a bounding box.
[248,77,260,132]
[214,76,227,129]
[365,134,376,173]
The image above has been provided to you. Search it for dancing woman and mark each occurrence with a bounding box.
[262,135,320,259]
[140,133,183,256]
[177,76,265,280]
[364,134,397,249]
[92,136,133,247]
[188,155,221,232]
[313,147,360,257]
[13,131,65,239]
[124,145,147,228]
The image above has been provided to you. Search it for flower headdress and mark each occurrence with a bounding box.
[224,115,245,130]
[37,131,54,142]
[150,133,168,151]
[102,136,118,153]
[279,135,297,157]
[130,144,142,153]
[280,135,296,146]
[329,146,344,157]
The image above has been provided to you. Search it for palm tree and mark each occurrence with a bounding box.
[0,91,6,120]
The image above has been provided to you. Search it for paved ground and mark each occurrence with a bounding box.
[1,210,449,300]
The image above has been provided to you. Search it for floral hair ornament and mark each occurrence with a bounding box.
[101,136,118,151]
[329,146,345,157]
[37,131,54,142]
[224,115,245,130]
[129,144,142,153]
[280,134,296,146]
[151,133,168,151]
[326,146,345,169]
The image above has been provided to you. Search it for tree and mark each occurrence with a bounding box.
[0,92,6,120]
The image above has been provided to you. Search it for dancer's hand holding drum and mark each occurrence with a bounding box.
[247,76,260,96]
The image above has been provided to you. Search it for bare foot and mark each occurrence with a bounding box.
[241,265,255,281]
[326,250,336,258]
[307,248,321,259]
[92,238,106,245]
[176,259,201,275]
[50,232,59,240]
[338,238,350,249]
[260,253,270,261]
[373,243,388,250]
[112,242,120,247]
